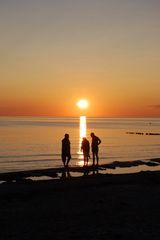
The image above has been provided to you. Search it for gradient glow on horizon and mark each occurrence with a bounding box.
[0,0,160,117]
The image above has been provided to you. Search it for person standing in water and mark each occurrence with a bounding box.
[61,133,71,167]
[81,137,90,166]
[90,132,101,166]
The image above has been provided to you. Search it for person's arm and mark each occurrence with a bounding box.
[88,142,90,158]
[98,138,101,145]
[88,142,90,153]
[81,142,83,151]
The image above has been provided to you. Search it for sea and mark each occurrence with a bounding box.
[0,117,160,174]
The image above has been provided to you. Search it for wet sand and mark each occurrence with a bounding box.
[0,168,160,240]
[0,158,160,182]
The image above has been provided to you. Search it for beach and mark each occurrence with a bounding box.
[0,117,160,239]
[0,167,160,240]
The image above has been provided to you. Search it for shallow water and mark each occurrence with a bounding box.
[0,117,160,173]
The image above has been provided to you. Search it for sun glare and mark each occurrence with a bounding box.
[77,99,89,109]
[78,115,86,154]
[80,116,86,138]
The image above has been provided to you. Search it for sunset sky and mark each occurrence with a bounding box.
[0,0,160,117]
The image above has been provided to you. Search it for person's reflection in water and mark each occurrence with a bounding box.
[61,168,71,180]
[83,166,99,177]
[83,168,89,176]
[61,133,71,167]
[92,168,99,175]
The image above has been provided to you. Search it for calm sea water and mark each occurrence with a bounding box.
[0,117,160,173]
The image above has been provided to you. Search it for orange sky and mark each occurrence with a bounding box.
[0,1,160,117]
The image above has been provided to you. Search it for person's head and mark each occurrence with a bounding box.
[82,137,87,141]
[64,133,69,139]
[90,132,95,137]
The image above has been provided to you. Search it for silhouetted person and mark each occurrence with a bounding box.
[81,137,90,166]
[90,132,101,166]
[62,133,71,167]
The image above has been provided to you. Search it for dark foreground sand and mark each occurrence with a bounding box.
[0,169,160,240]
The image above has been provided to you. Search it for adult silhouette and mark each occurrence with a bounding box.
[81,137,90,166]
[90,132,101,166]
[61,133,71,167]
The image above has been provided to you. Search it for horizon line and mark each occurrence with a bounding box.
[0,115,160,119]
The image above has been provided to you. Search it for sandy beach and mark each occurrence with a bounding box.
[0,166,160,240]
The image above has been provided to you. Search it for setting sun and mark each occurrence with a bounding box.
[76,99,89,109]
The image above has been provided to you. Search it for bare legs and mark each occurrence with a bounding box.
[62,155,71,167]
[92,151,99,166]
[83,155,89,167]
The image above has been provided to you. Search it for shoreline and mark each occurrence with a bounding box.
[0,158,160,183]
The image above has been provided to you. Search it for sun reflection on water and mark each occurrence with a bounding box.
[77,160,84,167]
[80,116,86,139]
[77,116,86,161]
